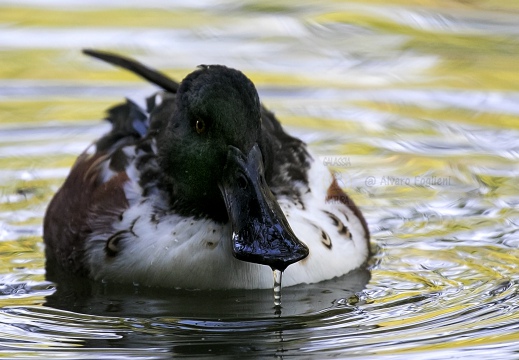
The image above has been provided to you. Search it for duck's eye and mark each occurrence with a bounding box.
[195,119,206,134]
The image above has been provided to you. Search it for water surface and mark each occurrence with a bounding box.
[1,1,519,358]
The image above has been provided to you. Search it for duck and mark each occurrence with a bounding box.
[43,49,370,290]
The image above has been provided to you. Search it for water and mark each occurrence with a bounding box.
[1,0,519,358]
[273,270,282,309]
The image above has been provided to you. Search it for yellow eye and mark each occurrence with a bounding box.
[195,119,206,134]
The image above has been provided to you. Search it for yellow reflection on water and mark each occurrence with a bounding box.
[0,6,216,28]
[0,99,115,124]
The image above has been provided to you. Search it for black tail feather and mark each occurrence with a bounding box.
[82,49,179,93]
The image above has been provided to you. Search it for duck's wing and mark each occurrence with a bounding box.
[45,51,181,275]
[43,96,155,275]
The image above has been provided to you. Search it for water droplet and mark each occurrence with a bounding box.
[273,269,283,308]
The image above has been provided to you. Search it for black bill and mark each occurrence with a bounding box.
[219,144,309,271]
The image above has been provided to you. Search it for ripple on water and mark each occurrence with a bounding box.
[1,0,519,358]
[0,243,518,358]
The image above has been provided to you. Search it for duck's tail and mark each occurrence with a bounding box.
[82,49,179,93]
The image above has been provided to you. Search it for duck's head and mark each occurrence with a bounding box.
[157,65,309,271]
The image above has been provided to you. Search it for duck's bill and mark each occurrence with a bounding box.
[219,144,309,272]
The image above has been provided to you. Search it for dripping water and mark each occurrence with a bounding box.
[273,269,283,312]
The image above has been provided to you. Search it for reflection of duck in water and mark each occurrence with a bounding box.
[44,267,371,318]
[43,50,370,289]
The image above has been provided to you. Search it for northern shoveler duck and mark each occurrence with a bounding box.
[43,50,370,289]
